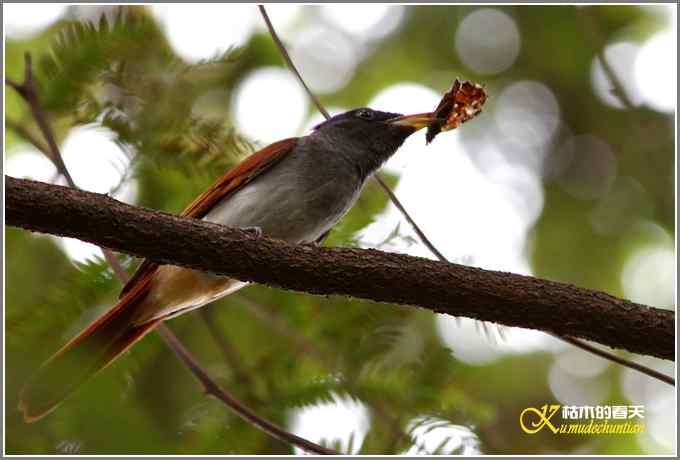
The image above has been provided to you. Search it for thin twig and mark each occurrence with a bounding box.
[258,5,330,120]
[6,53,335,454]
[155,324,337,455]
[372,175,448,261]
[558,336,674,385]
[236,293,412,450]
[577,7,636,109]
[101,249,129,282]
[9,54,77,187]
[198,307,263,404]
[565,7,676,384]
[5,77,23,93]
[255,5,675,387]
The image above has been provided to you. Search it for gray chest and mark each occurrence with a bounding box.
[203,137,363,243]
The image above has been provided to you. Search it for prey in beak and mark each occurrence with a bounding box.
[388,79,488,144]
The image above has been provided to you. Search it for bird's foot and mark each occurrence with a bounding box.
[241,226,263,238]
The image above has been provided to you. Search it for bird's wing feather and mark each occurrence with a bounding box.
[19,138,299,421]
[180,137,298,219]
[119,137,298,297]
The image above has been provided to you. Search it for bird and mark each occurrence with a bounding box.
[18,107,435,422]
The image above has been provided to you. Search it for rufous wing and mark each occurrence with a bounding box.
[19,137,299,422]
[119,137,299,297]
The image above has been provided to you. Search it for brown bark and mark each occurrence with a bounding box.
[6,176,675,360]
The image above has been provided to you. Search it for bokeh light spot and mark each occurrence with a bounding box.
[591,42,643,109]
[290,26,358,94]
[554,343,610,378]
[634,32,676,113]
[152,5,255,62]
[621,242,675,309]
[232,67,308,144]
[455,8,521,75]
[404,416,480,455]
[554,134,617,201]
[436,316,501,365]
[61,126,133,197]
[621,356,676,453]
[288,392,370,454]
[548,363,609,406]
[58,126,136,263]
[590,177,654,235]
[4,4,67,39]
[320,5,404,40]
[6,147,59,183]
[495,81,561,152]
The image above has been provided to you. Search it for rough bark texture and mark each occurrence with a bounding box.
[6,176,675,360]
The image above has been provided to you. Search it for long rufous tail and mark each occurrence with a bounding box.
[19,286,160,423]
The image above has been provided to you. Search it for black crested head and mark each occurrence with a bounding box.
[312,108,419,179]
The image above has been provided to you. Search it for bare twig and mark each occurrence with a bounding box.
[257,5,330,120]
[6,54,335,454]
[198,307,262,403]
[156,324,336,455]
[372,174,448,261]
[7,53,77,187]
[236,295,411,450]
[558,336,674,385]
[255,5,674,386]
[5,76,23,93]
[577,7,636,109]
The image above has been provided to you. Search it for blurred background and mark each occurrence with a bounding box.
[4,4,676,455]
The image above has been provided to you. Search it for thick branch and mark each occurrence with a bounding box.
[6,176,675,361]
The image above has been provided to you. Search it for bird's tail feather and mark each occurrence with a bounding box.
[19,287,160,423]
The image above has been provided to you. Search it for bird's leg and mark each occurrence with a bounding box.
[313,229,332,246]
[241,226,263,238]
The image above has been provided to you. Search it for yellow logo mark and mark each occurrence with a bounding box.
[520,404,561,434]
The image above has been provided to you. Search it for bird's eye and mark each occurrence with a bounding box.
[355,108,374,120]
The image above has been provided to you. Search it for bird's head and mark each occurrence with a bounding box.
[312,108,434,177]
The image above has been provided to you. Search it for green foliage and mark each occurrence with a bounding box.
[4,4,674,456]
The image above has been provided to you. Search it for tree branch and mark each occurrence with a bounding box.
[155,325,336,455]
[577,6,636,109]
[258,5,330,119]
[7,53,77,188]
[6,176,674,361]
[198,307,263,404]
[557,336,674,385]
